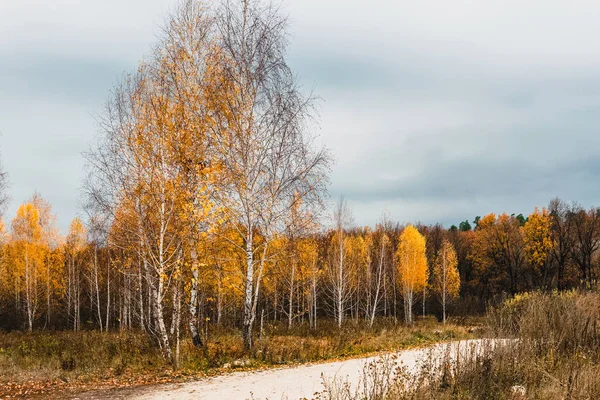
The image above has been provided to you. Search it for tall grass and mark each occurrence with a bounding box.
[322,291,600,400]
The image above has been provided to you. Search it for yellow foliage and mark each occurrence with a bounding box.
[396,225,428,294]
[432,240,460,300]
[523,207,553,272]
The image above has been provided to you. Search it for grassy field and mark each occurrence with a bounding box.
[0,317,477,398]
[322,290,600,400]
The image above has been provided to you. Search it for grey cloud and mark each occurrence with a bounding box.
[4,0,600,233]
[1,54,130,106]
[334,155,600,203]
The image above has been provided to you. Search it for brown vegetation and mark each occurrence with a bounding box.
[322,290,600,400]
[0,318,474,398]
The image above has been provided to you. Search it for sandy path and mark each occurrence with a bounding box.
[80,339,499,400]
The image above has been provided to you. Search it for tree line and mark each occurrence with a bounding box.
[1,191,597,359]
[1,0,600,366]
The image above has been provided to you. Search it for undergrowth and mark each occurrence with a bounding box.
[0,317,475,397]
[321,290,600,400]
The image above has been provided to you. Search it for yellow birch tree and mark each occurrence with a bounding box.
[432,239,460,323]
[396,225,428,325]
[10,203,43,331]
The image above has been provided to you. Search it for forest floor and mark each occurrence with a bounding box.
[80,339,497,400]
[0,317,482,399]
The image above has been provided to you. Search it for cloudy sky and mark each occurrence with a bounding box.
[2,0,600,232]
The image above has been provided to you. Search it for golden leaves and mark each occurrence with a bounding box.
[523,207,553,272]
[432,240,460,299]
[396,225,428,292]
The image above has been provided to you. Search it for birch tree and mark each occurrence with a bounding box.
[85,0,222,360]
[87,214,108,331]
[10,203,43,331]
[65,218,86,331]
[369,225,389,327]
[432,240,459,324]
[212,0,330,348]
[327,197,353,328]
[396,225,428,325]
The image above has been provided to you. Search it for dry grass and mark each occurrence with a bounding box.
[0,318,474,398]
[322,290,600,400]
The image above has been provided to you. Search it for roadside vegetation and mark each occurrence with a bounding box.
[322,290,600,400]
[0,318,476,398]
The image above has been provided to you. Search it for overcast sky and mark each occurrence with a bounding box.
[2,0,600,232]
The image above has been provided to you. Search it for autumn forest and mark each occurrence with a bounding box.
[2,1,600,397]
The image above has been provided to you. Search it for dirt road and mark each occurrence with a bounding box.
[80,339,498,400]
